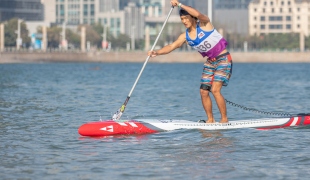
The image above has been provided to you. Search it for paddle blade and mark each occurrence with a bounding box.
[112,96,130,120]
[112,105,125,120]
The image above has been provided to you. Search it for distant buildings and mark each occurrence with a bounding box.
[0,0,44,21]
[249,0,310,36]
[96,2,145,39]
[0,0,254,39]
[1,0,309,43]
[213,0,252,35]
[215,0,252,9]
[54,0,95,25]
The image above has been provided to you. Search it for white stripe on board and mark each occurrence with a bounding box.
[128,122,138,127]
[290,117,299,126]
[117,122,128,126]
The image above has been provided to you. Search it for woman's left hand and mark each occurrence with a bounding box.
[170,0,179,7]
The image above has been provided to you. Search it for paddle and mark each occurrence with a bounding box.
[112,6,175,121]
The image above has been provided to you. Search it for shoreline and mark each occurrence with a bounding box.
[0,51,310,63]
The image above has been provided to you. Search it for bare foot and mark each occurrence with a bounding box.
[206,119,216,123]
[219,119,228,123]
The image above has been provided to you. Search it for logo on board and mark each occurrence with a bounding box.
[100,125,114,132]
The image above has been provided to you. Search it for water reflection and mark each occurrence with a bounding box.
[78,133,150,142]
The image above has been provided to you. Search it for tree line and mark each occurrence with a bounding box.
[2,18,145,50]
[226,32,310,51]
[2,18,310,51]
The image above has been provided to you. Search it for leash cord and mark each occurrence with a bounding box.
[225,99,294,117]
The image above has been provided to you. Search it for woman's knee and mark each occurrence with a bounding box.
[200,88,210,96]
[210,82,223,95]
[211,88,221,95]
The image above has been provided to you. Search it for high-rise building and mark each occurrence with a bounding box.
[179,0,209,16]
[119,0,140,10]
[97,2,145,39]
[41,0,56,24]
[98,0,119,13]
[215,0,252,9]
[213,0,252,35]
[249,0,310,37]
[0,0,44,22]
[55,0,96,25]
[124,2,145,39]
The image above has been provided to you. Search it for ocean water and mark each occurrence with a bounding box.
[0,62,310,180]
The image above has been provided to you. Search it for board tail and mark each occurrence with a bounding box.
[257,114,310,130]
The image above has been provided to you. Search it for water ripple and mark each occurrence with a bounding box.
[0,63,309,179]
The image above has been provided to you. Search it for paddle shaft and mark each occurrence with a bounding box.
[128,6,174,96]
[112,6,174,120]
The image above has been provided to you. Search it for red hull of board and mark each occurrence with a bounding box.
[78,120,158,136]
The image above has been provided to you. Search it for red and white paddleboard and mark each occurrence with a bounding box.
[78,114,310,137]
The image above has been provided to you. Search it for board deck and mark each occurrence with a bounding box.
[78,114,310,137]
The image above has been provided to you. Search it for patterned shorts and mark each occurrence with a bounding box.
[200,52,233,89]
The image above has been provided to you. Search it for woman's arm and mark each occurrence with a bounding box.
[171,0,210,24]
[148,33,186,57]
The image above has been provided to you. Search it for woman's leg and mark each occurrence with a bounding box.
[200,88,215,123]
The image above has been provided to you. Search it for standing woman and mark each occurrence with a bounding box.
[148,0,233,123]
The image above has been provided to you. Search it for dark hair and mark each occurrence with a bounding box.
[179,8,198,20]
[179,9,190,16]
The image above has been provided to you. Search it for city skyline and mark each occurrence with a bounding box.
[0,0,309,51]
[1,0,254,38]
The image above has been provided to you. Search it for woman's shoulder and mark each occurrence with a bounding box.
[198,21,214,32]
